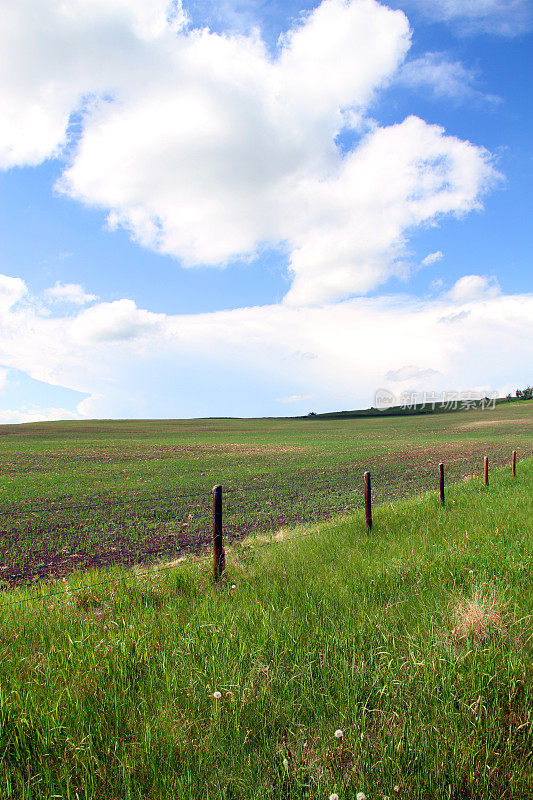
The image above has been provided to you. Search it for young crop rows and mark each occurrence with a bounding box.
[0,444,523,588]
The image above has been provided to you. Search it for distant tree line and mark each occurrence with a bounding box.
[506,386,533,401]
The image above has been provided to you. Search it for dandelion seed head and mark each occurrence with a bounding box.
[329,794,340,800]
[357,793,366,800]
[334,729,343,739]
[213,691,222,699]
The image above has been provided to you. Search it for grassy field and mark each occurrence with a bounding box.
[0,400,532,584]
[0,454,531,798]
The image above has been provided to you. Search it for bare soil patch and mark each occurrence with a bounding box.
[0,443,306,473]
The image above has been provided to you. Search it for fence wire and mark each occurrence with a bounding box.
[0,448,522,605]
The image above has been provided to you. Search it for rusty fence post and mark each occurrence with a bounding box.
[439,462,445,505]
[212,485,225,582]
[512,450,517,477]
[484,457,489,486]
[364,471,372,530]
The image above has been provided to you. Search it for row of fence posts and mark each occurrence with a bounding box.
[212,450,519,582]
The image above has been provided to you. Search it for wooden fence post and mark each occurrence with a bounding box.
[439,462,445,505]
[212,485,225,582]
[484,457,489,486]
[512,450,517,477]
[364,471,372,530]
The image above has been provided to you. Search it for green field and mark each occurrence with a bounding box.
[0,452,532,798]
[1,400,532,585]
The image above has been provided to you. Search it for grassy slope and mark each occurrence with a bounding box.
[1,459,532,799]
[297,396,520,419]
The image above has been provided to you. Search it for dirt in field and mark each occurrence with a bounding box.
[456,419,529,431]
[0,528,212,589]
[1,434,532,590]
[0,443,306,473]
[361,441,524,467]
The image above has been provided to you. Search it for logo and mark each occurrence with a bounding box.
[374,388,396,410]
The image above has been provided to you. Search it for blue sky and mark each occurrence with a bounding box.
[0,0,532,422]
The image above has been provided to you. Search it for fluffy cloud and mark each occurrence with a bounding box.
[66,107,497,306]
[1,0,498,305]
[44,282,98,305]
[0,0,187,168]
[448,274,500,301]
[396,0,533,35]
[284,116,496,304]
[59,0,413,294]
[0,272,531,420]
[70,299,165,342]
[422,251,444,266]
[0,275,27,312]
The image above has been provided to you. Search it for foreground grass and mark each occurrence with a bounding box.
[1,461,532,799]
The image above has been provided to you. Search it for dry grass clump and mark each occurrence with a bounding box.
[452,583,508,644]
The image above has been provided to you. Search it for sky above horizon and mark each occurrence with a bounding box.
[0,0,532,422]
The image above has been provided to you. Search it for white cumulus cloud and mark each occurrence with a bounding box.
[70,299,165,343]
[0,275,27,311]
[0,0,188,168]
[0,0,499,305]
[58,0,413,295]
[284,116,497,305]
[0,272,531,421]
[44,282,98,305]
[448,274,500,301]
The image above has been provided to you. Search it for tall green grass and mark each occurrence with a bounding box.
[1,460,532,799]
